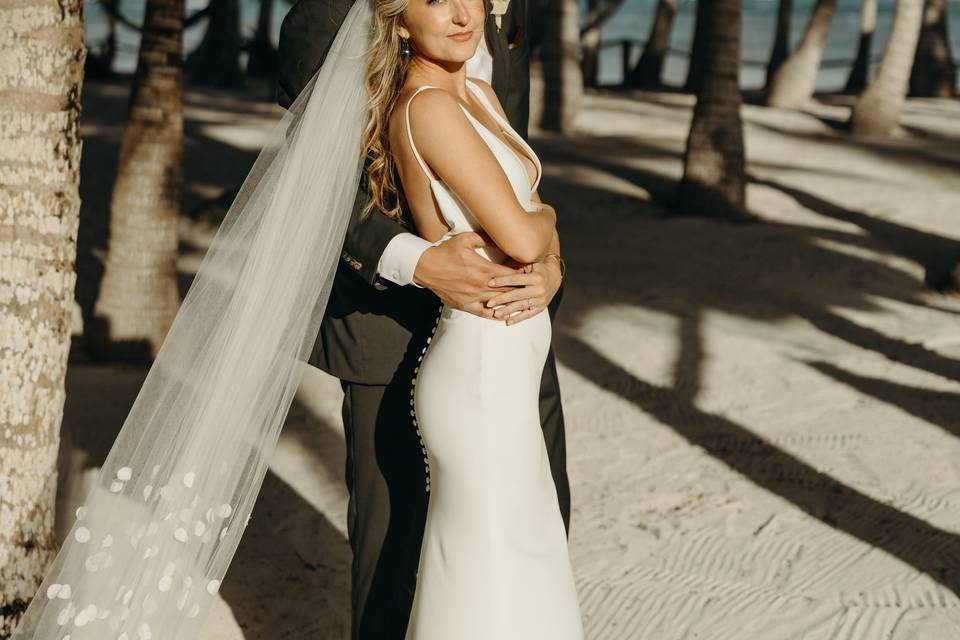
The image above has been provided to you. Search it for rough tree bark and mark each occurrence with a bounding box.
[850,0,925,135]
[89,0,185,361]
[0,0,86,633]
[765,0,839,108]
[677,0,748,221]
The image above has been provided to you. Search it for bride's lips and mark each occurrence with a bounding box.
[448,29,473,41]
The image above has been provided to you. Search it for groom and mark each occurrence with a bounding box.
[277,0,570,637]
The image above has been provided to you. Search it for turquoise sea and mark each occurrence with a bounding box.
[85,0,960,90]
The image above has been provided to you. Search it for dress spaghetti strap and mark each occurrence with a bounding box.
[464,78,509,129]
[403,80,542,192]
[464,78,542,191]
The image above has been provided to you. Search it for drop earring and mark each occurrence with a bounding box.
[400,37,411,57]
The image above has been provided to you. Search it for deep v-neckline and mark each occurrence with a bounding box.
[459,80,541,192]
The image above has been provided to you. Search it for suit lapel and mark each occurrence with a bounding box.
[483,0,510,104]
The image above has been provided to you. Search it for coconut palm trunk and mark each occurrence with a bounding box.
[765,0,839,108]
[850,0,925,136]
[846,0,878,92]
[579,0,628,87]
[765,0,793,89]
[185,0,244,87]
[101,0,118,72]
[86,0,119,78]
[625,0,678,89]
[0,0,86,633]
[684,0,711,93]
[539,0,583,132]
[580,0,602,87]
[90,0,185,361]
[247,0,278,78]
[909,0,956,97]
[677,0,748,221]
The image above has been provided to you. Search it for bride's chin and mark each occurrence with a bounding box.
[446,42,479,57]
[434,55,474,66]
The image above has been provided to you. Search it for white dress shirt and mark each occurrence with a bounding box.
[375,34,496,288]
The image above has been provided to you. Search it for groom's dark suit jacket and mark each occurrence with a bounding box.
[277,0,542,385]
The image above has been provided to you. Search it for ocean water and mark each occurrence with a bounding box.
[86,0,960,91]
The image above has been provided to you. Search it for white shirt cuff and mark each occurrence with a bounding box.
[376,232,434,287]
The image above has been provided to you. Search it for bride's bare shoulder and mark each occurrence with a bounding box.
[393,84,457,115]
[389,85,456,135]
[388,85,471,152]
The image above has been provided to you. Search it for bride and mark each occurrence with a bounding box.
[11,0,582,637]
[379,0,583,637]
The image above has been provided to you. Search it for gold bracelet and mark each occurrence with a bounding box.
[543,252,565,280]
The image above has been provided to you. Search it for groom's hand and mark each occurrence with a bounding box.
[412,231,517,319]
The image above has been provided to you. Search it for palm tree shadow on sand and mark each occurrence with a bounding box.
[752,176,960,293]
[221,468,351,638]
[535,124,960,595]
[806,361,960,439]
[556,332,960,594]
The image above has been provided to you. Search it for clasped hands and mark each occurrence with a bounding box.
[412,231,562,325]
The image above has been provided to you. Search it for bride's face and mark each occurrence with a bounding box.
[397,0,485,64]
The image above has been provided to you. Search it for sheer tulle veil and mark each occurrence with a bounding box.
[13,0,374,636]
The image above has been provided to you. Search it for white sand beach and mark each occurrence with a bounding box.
[60,77,960,639]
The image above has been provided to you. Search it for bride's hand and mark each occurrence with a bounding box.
[484,256,563,325]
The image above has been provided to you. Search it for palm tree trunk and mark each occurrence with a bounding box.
[247,0,278,78]
[684,0,711,93]
[580,0,602,87]
[850,0,925,136]
[625,0,678,89]
[677,0,748,221]
[185,0,244,87]
[845,0,877,92]
[103,0,118,72]
[844,0,877,93]
[765,0,839,108]
[909,0,956,97]
[0,0,86,633]
[90,0,185,361]
[578,0,628,35]
[765,0,793,89]
[86,0,119,78]
[539,0,582,132]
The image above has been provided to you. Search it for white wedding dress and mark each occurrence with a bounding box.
[401,78,584,640]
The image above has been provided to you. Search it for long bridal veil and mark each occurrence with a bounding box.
[12,0,373,636]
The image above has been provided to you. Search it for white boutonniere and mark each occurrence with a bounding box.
[490,0,510,30]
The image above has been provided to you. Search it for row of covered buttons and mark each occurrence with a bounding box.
[411,308,443,492]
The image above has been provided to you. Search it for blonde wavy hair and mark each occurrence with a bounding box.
[361,0,416,226]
